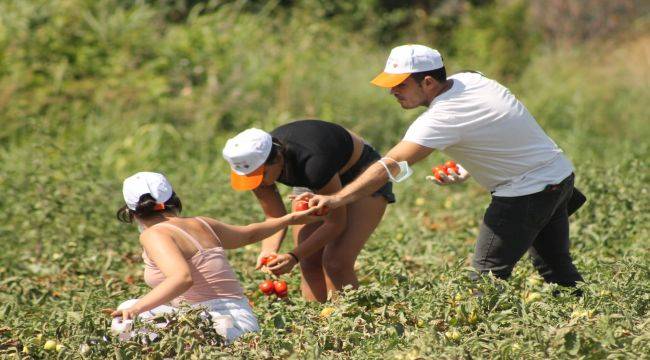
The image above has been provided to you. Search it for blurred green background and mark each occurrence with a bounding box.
[0,0,648,358]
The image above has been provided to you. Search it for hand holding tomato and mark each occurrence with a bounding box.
[286,198,329,225]
[293,200,329,216]
[444,160,460,175]
[286,205,322,225]
[256,252,278,270]
[294,200,309,212]
[260,254,277,266]
[266,253,298,276]
[427,161,470,186]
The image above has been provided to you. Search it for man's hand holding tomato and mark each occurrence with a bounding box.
[303,193,345,213]
[427,161,471,186]
[289,193,331,219]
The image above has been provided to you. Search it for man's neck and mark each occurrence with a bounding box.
[425,79,454,106]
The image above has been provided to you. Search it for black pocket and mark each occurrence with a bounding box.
[567,187,587,216]
[527,187,564,227]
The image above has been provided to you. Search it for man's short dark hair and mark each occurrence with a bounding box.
[411,67,446,84]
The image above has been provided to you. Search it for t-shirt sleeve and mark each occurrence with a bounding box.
[304,155,339,190]
[402,111,460,150]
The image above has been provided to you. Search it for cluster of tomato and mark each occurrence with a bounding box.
[293,199,329,216]
[258,278,288,298]
[258,255,289,298]
[432,160,460,181]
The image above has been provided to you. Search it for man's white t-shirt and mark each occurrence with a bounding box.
[403,72,573,197]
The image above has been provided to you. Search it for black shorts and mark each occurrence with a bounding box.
[339,144,396,204]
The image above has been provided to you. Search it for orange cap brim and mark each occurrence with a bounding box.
[230,165,265,191]
[370,72,411,88]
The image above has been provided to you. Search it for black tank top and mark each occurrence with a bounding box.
[270,120,354,190]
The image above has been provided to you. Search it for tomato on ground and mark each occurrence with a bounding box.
[259,280,274,295]
[273,280,288,294]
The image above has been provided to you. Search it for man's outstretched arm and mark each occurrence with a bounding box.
[308,141,433,209]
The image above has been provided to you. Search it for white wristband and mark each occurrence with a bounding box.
[378,157,413,183]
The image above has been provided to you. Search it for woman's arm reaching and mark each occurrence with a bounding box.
[199,206,319,250]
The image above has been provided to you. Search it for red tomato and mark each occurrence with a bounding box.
[444,160,459,175]
[315,206,329,216]
[273,280,288,294]
[259,280,274,295]
[261,254,277,265]
[294,201,309,212]
[433,165,447,181]
[276,290,288,298]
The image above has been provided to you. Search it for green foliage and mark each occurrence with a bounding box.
[0,0,648,358]
[451,0,540,80]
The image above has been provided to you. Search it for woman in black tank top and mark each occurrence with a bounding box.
[222,120,395,302]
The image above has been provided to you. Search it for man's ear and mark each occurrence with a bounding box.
[423,76,437,89]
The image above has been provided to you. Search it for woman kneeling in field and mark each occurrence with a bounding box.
[110,172,315,342]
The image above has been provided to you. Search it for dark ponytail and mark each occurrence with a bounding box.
[265,137,284,165]
[116,192,183,223]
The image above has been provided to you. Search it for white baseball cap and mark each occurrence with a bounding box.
[371,44,444,88]
[222,128,273,191]
[122,172,173,210]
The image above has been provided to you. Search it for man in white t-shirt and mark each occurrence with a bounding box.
[308,44,584,288]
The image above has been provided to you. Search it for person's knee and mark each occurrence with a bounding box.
[323,254,354,278]
[299,259,323,275]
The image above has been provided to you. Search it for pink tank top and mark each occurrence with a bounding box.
[142,217,245,304]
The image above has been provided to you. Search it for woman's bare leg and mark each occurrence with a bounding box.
[323,195,387,292]
[293,221,328,302]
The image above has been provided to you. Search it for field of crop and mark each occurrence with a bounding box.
[1,1,648,359]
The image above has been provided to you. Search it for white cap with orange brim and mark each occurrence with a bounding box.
[222,128,273,191]
[371,44,444,88]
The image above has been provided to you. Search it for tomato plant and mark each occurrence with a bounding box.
[0,2,647,359]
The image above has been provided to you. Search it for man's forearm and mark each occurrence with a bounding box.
[336,162,392,205]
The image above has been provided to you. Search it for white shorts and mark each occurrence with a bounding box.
[111,297,259,343]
